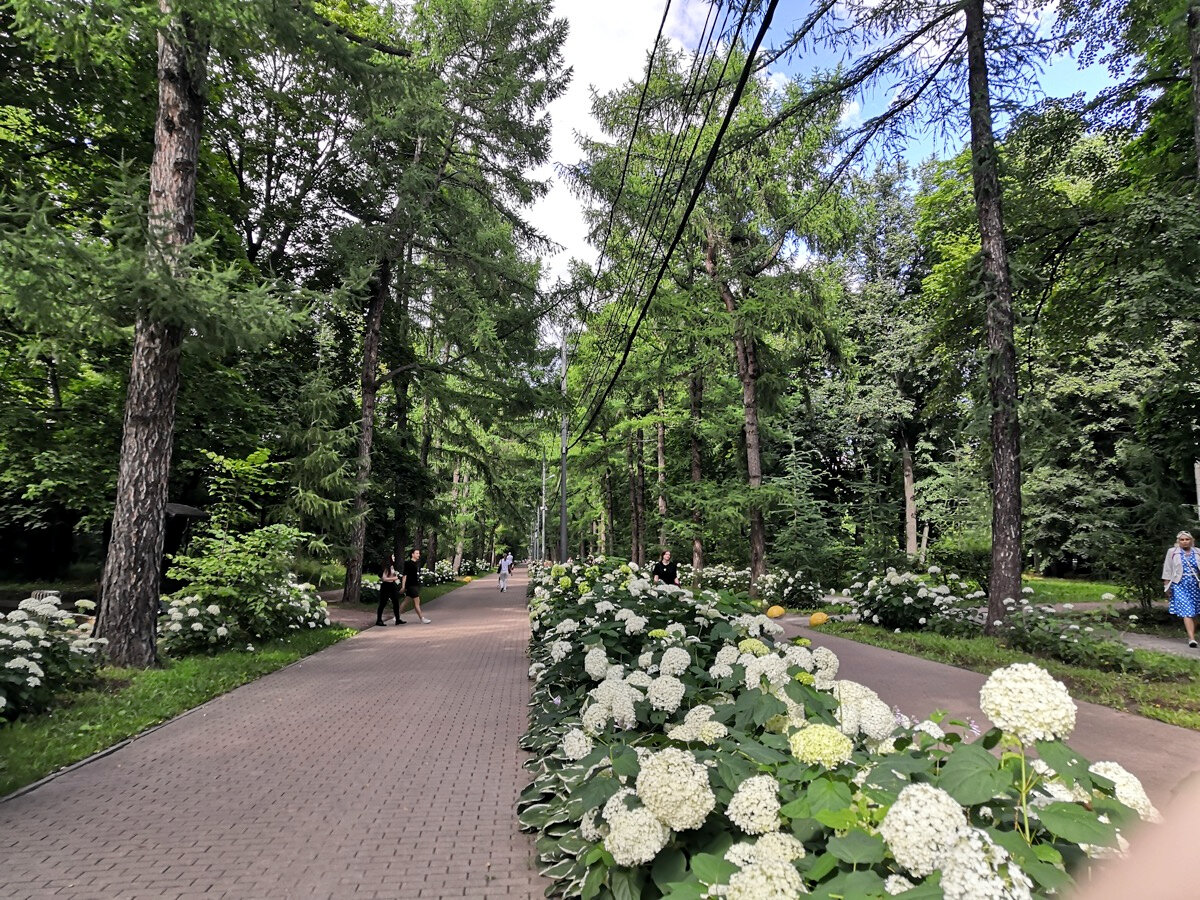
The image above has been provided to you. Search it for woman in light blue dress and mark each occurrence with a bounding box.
[1162,531,1200,648]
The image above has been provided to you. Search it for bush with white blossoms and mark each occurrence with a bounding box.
[1,595,106,720]
[518,556,1149,899]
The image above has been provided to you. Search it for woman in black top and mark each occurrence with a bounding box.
[376,553,405,626]
[399,548,432,624]
[651,550,678,586]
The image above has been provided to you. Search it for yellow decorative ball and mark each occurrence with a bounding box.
[809,612,830,627]
[766,605,786,619]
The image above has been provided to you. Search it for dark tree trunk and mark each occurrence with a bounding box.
[602,454,613,557]
[901,434,918,557]
[1190,4,1200,183]
[635,426,647,566]
[966,0,1022,629]
[627,432,641,564]
[97,5,205,668]
[706,231,766,591]
[689,371,704,575]
[392,244,414,561]
[656,390,667,548]
[343,259,390,606]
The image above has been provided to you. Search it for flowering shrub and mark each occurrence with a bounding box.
[520,557,1149,899]
[1,596,106,720]
[159,598,232,655]
[997,600,1150,674]
[428,559,459,585]
[676,562,751,594]
[161,576,328,654]
[847,567,977,631]
[758,568,825,610]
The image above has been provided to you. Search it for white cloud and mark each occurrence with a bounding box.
[529,1,708,284]
[838,98,861,126]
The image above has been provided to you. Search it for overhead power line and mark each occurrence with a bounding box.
[569,0,782,449]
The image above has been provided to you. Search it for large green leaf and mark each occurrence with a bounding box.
[689,852,738,886]
[608,867,645,900]
[808,777,854,815]
[938,743,1012,804]
[1037,802,1118,845]
[651,848,687,890]
[1033,740,1092,786]
[826,829,886,865]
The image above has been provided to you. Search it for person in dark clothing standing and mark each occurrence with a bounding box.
[399,548,432,624]
[376,553,406,626]
[651,550,678,586]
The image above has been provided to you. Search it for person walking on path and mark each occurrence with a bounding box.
[399,548,432,624]
[498,550,514,592]
[1163,531,1200,648]
[375,553,406,626]
[652,549,678,586]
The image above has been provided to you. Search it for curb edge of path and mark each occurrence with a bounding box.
[0,630,366,806]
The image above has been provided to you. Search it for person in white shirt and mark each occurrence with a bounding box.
[498,551,514,593]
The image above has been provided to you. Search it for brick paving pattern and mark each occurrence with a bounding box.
[0,572,545,899]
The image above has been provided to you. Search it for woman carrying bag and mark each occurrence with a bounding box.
[1162,531,1200,648]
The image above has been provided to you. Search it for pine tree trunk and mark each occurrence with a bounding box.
[1189,3,1200,183]
[602,459,612,556]
[656,390,667,548]
[706,231,766,591]
[635,427,647,565]
[452,465,468,574]
[97,6,205,668]
[627,433,640,564]
[689,371,704,575]
[966,0,1022,630]
[901,435,918,557]
[343,259,390,606]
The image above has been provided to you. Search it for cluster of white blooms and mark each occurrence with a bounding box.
[555,618,578,635]
[781,643,813,671]
[979,663,1076,743]
[1028,759,1091,805]
[659,646,691,676]
[584,646,609,679]
[725,775,781,834]
[833,680,896,742]
[666,704,728,744]
[1089,761,1161,822]
[743,654,790,692]
[812,646,839,689]
[647,674,686,712]
[715,645,740,666]
[586,676,644,732]
[725,857,805,900]
[940,828,1033,900]
[638,651,655,669]
[764,689,807,735]
[709,662,735,680]
[528,662,545,680]
[626,669,654,688]
[624,615,648,635]
[788,723,853,767]
[726,832,806,871]
[549,639,573,662]
[731,614,784,638]
[561,728,593,761]
[884,875,914,895]
[604,806,670,866]
[880,783,967,877]
[594,600,615,614]
[635,747,716,830]
[913,719,946,741]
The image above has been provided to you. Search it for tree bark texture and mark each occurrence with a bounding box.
[97,5,205,668]
[601,462,612,556]
[452,463,468,574]
[1190,4,1200,183]
[343,259,390,606]
[689,371,704,574]
[706,231,766,590]
[966,0,1022,628]
[635,427,647,566]
[901,436,918,557]
[657,390,667,548]
[627,433,641,565]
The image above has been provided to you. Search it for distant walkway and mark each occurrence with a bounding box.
[783,619,1200,805]
[0,572,543,899]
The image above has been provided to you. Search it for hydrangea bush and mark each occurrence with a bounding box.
[160,577,329,655]
[758,569,825,610]
[1,596,106,719]
[520,558,1152,899]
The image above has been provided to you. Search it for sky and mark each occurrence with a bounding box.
[527,0,1119,283]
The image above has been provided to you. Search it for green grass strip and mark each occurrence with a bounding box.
[0,626,355,796]
[824,622,1200,732]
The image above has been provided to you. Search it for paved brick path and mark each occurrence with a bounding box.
[0,572,544,900]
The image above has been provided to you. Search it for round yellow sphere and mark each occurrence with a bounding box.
[766,605,786,619]
[809,612,830,627]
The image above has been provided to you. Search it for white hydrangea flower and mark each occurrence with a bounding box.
[715,644,740,666]
[880,783,968,877]
[624,615,648,635]
[636,747,716,830]
[556,618,579,635]
[584,646,610,679]
[744,654,790,692]
[660,646,691,676]
[561,728,594,761]
[913,719,945,741]
[191,622,205,631]
[812,646,839,688]
[726,775,781,835]
[605,806,670,866]
[205,604,220,615]
[638,651,654,669]
[884,875,914,895]
[582,703,610,736]
[216,626,228,637]
[940,828,1033,900]
[187,607,200,617]
[782,644,813,671]
[168,622,183,632]
[626,670,653,688]
[594,600,616,614]
[1089,761,1161,823]
[549,639,572,662]
[580,809,605,842]
[647,674,686,712]
[979,663,1076,744]
[788,724,853,767]
[726,858,806,899]
[708,662,734,680]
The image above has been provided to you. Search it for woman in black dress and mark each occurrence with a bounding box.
[376,554,405,626]
[399,548,432,624]
[651,550,678,586]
